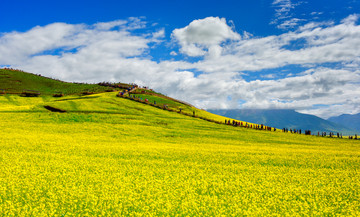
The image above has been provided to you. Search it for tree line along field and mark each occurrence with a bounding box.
[0,91,359,216]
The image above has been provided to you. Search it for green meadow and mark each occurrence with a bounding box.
[0,69,116,95]
[0,69,359,216]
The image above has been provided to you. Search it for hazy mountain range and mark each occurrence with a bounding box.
[207,109,359,135]
[328,113,360,133]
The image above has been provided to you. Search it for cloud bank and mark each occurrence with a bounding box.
[1,16,360,119]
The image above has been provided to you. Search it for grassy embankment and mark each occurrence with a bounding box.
[0,69,359,215]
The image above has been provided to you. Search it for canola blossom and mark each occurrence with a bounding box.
[0,93,359,216]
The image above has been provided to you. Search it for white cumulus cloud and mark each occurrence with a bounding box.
[171,17,240,57]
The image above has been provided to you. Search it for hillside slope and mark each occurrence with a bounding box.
[207,109,358,135]
[1,69,359,215]
[0,68,116,95]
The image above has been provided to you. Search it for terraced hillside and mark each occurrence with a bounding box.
[0,70,359,215]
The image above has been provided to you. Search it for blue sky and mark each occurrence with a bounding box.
[1,0,360,118]
[2,0,358,34]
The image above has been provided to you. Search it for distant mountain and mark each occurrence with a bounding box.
[328,113,360,132]
[207,109,358,135]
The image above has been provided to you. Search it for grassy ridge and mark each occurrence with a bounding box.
[0,92,359,215]
[125,92,230,123]
[0,69,112,95]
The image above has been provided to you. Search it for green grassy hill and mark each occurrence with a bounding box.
[0,70,359,216]
[0,68,119,95]
[0,68,247,124]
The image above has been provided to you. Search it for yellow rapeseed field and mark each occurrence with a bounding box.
[0,93,359,216]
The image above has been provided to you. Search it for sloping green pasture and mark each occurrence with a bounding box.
[0,69,113,95]
[124,92,253,125]
[0,93,359,216]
